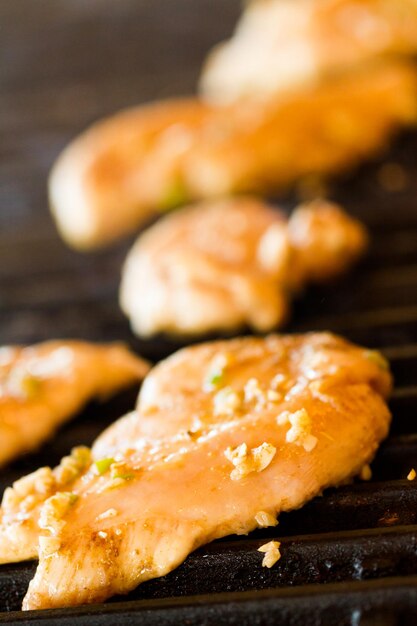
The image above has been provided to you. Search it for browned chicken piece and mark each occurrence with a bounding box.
[0,341,149,468]
[49,60,417,249]
[120,197,367,337]
[189,62,417,197]
[0,333,391,609]
[49,100,211,250]
[200,0,417,104]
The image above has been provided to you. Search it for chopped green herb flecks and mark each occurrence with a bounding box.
[159,178,188,212]
[203,370,223,393]
[20,375,41,398]
[209,372,223,386]
[113,473,135,481]
[365,350,389,371]
[94,458,115,475]
[110,461,135,481]
[203,353,235,392]
[69,493,79,505]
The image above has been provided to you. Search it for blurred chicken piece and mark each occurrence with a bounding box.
[49,100,210,249]
[0,341,149,468]
[1,333,391,609]
[120,197,367,337]
[189,62,417,197]
[201,0,417,104]
[49,61,417,249]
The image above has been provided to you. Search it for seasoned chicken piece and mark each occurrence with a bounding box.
[49,61,417,249]
[120,197,367,337]
[49,100,211,250]
[0,333,392,609]
[189,62,417,197]
[0,341,149,467]
[200,0,417,104]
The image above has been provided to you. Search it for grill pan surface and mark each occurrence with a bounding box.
[1,1,417,623]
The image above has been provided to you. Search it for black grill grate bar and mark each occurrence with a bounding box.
[3,270,417,313]
[384,343,417,359]
[296,305,417,332]
[1,526,417,614]
[1,576,417,625]
[391,386,417,399]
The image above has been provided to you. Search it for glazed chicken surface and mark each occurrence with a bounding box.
[120,197,367,337]
[0,341,149,468]
[200,0,417,103]
[0,333,392,609]
[49,61,417,249]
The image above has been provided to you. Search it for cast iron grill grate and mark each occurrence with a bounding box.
[2,1,417,623]
[1,147,417,625]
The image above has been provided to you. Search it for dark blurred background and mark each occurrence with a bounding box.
[0,0,240,351]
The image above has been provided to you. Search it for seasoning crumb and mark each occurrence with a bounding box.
[38,535,61,557]
[270,373,286,391]
[213,386,242,415]
[224,442,276,480]
[55,446,91,486]
[278,408,318,452]
[244,378,263,403]
[110,462,135,481]
[258,540,281,568]
[96,508,118,521]
[266,389,281,403]
[39,491,77,537]
[255,511,278,528]
[98,531,108,539]
[277,411,290,426]
[407,468,416,481]
[360,464,372,481]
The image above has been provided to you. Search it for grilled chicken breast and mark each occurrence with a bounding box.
[0,333,391,609]
[49,61,417,249]
[200,0,417,104]
[49,100,211,249]
[0,341,149,468]
[120,198,367,337]
[188,62,417,198]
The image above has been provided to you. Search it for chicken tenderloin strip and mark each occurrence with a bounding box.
[120,197,367,337]
[0,341,149,467]
[49,61,417,249]
[0,333,391,609]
